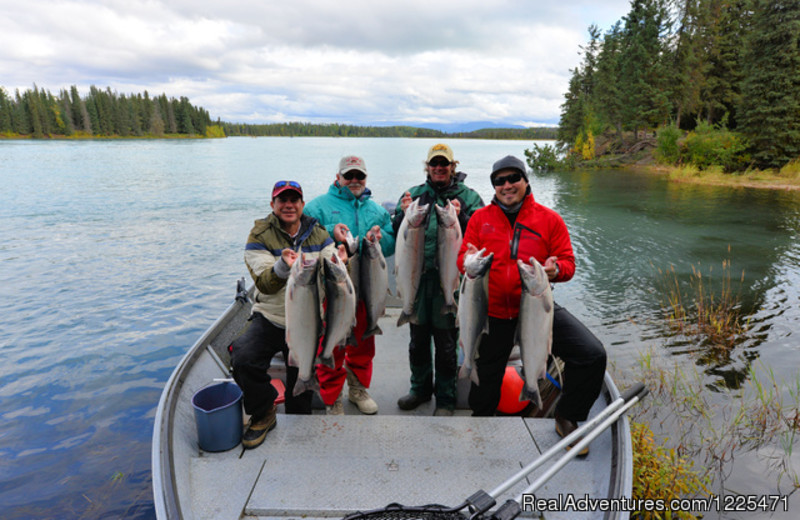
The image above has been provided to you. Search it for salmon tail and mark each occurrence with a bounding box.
[470,367,480,386]
[521,385,543,411]
[440,302,458,315]
[292,377,319,397]
[361,325,383,340]
[316,355,335,369]
[397,312,413,326]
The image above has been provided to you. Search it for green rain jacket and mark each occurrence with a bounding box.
[392,172,484,325]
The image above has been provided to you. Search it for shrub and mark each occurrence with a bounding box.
[655,124,682,165]
[524,143,563,172]
[681,120,747,172]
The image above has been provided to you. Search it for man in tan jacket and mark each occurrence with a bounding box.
[231,180,341,449]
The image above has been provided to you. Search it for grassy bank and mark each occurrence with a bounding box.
[639,162,800,192]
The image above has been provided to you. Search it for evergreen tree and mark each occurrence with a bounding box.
[557,68,586,148]
[619,0,673,137]
[669,0,707,129]
[0,88,12,133]
[593,22,625,140]
[702,0,750,127]
[738,0,800,169]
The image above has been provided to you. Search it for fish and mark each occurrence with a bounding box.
[456,248,493,385]
[516,256,554,410]
[360,234,388,339]
[344,231,360,257]
[318,254,357,368]
[395,198,430,326]
[285,254,322,396]
[345,238,363,299]
[435,201,463,315]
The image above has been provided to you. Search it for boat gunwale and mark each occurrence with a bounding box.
[152,292,251,519]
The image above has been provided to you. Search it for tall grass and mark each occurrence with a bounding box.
[654,246,748,352]
[618,351,800,500]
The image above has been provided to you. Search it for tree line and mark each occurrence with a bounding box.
[558,0,800,170]
[222,121,557,140]
[0,85,216,138]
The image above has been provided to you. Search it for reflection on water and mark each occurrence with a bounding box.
[547,169,800,390]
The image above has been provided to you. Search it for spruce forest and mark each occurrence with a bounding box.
[0,85,217,138]
[558,0,800,171]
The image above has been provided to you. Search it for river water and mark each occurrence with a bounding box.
[1,137,798,518]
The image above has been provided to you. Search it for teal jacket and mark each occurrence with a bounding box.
[304,182,396,257]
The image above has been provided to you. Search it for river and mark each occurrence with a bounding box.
[1,137,798,518]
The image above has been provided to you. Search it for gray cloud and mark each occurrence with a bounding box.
[0,0,632,127]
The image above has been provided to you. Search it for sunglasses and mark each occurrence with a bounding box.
[342,170,367,181]
[428,158,451,168]
[492,171,524,187]
[274,180,302,190]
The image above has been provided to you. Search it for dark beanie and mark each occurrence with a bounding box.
[490,155,529,182]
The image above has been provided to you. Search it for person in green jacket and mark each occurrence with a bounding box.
[304,156,396,415]
[392,144,484,415]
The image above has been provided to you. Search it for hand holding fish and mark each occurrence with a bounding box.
[543,255,559,281]
[333,223,350,243]
[336,244,349,263]
[282,249,299,267]
[400,191,412,212]
[366,225,382,243]
[450,199,461,215]
[464,242,478,256]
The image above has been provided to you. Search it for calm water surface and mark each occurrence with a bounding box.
[1,138,798,518]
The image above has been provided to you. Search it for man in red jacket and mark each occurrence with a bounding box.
[457,155,606,456]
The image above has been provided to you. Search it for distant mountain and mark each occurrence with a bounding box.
[376,121,530,133]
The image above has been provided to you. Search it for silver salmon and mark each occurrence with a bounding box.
[457,248,493,385]
[285,254,322,396]
[395,198,429,326]
[435,201,462,315]
[516,256,554,410]
[360,234,388,339]
[318,254,357,368]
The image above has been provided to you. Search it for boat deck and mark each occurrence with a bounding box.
[177,307,620,520]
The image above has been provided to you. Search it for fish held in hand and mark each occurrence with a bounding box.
[516,256,554,410]
[360,234,388,339]
[318,254,357,368]
[285,254,322,396]
[435,201,462,316]
[395,198,429,326]
[457,248,493,385]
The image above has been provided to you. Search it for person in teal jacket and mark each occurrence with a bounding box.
[304,155,396,415]
[392,144,484,415]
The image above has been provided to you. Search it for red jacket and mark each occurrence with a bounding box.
[457,194,575,319]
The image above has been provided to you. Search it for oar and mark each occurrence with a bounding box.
[485,382,648,520]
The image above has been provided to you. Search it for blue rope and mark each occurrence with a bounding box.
[546,371,562,390]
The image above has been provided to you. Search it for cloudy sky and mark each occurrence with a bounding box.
[1,0,633,129]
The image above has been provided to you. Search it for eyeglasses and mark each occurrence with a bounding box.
[492,171,524,187]
[428,158,451,168]
[342,170,366,181]
[274,180,302,190]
